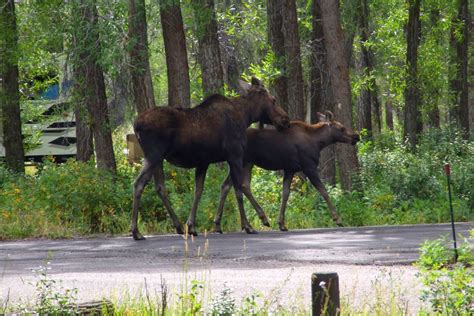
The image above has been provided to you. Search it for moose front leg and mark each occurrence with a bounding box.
[185,165,209,236]
[241,163,270,227]
[132,159,157,240]
[278,171,294,231]
[305,169,343,227]
[153,164,184,235]
[228,159,257,234]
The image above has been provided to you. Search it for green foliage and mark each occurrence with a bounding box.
[13,261,78,314]
[207,285,237,315]
[416,233,474,315]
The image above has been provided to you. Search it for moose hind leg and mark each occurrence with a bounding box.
[132,160,158,240]
[229,159,257,234]
[278,171,294,231]
[214,172,233,233]
[241,163,270,227]
[153,163,184,235]
[185,166,208,236]
[306,170,343,226]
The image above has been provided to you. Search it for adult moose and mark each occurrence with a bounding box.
[131,78,290,240]
[214,111,359,232]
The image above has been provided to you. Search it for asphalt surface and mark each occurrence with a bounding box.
[1,223,472,309]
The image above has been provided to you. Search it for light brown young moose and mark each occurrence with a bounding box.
[214,111,359,232]
[131,78,290,240]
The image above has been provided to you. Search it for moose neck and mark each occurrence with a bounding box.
[313,123,335,150]
[232,95,263,127]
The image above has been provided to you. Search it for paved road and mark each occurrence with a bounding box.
[0,223,472,309]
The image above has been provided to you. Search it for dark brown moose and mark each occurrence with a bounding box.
[214,111,359,232]
[131,78,290,240]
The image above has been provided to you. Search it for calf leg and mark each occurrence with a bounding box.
[278,171,294,231]
[228,159,257,234]
[132,159,159,240]
[153,163,184,235]
[185,165,209,236]
[305,170,343,226]
[241,163,270,227]
[214,173,232,233]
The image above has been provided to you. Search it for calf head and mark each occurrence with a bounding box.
[316,111,360,145]
[239,77,290,130]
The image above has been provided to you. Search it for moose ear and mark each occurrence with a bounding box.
[316,112,327,122]
[238,79,252,95]
[251,77,262,88]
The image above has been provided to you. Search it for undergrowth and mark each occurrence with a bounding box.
[0,128,472,239]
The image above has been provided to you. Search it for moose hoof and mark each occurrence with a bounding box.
[244,226,258,234]
[279,225,288,232]
[261,217,271,227]
[186,223,198,236]
[336,221,344,227]
[213,225,223,234]
[132,231,146,241]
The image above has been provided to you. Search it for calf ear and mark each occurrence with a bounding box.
[324,110,334,121]
[238,79,252,95]
[316,112,327,122]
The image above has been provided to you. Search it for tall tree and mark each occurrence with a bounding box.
[192,0,224,97]
[0,0,24,173]
[281,0,305,120]
[450,0,469,138]
[404,0,422,148]
[72,0,116,173]
[310,0,336,185]
[356,0,381,135]
[160,0,190,108]
[267,0,288,109]
[128,0,156,114]
[319,0,359,191]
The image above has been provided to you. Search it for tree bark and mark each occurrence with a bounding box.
[404,0,422,149]
[267,0,288,109]
[192,0,224,97]
[160,0,190,108]
[282,0,305,120]
[385,99,394,130]
[72,0,116,173]
[450,0,469,138]
[319,0,359,191]
[356,0,381,134]
[128,0,156,114]
[0,0,24,173]
[310,0,336,185]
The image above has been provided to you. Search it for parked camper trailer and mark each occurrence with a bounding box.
[0,99,76,162]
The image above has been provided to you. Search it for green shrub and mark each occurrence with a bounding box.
[416,232,474,315]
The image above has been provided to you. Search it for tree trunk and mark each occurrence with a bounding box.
[72,0,116,173]
[128,0,156,114]
[160,0,190,108]
[319,0,359,191]
[450,0,469,138]
[310,0,336,185]
[282,0,305,120]
[404,0,422,149]
[385,99,394,130]
[192,0,224,97]
[267,0,288,109]
[0,0,24,173]
[357,0,381,134]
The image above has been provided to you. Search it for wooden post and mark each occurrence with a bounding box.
[126,133,143,164]
[312,272,340,316]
